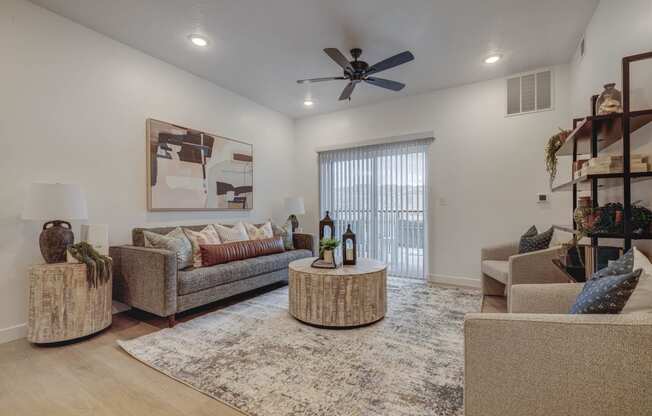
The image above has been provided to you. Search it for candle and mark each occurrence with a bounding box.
[346,248,353,261]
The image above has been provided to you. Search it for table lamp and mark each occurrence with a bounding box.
[22,183,88,263]
[285,196,305,232]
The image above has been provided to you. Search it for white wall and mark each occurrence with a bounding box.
[0,0,295,342]
[569,0,652,117]
[294,66,573,284]
[568,0,652,254]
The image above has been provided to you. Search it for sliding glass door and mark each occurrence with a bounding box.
[319,139,431,279]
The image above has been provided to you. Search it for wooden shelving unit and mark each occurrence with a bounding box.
[552,51,652,271]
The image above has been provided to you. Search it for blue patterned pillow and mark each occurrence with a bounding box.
[518,226,553,254]
[518,226,537,252]
[570,269,641,314]
[592,248,634,279]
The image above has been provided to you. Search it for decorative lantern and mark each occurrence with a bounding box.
[342,224,357,265]
[319,211,335,260]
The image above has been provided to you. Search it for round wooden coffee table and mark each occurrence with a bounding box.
[288,257,387,328]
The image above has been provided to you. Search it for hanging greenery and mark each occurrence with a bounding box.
[545,128,571,185]
[68,242,112,288]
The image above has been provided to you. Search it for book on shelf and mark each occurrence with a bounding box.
[575,162,649,178]
[588,154,646,167]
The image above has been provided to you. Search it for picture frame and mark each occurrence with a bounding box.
[146,119,253,211]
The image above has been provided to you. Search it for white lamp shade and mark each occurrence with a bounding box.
[285,197,305,215]
[81,224,109,255]
[21,183,88,221]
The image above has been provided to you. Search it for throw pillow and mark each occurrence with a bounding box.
[621,247,652,314]
[570,269,642,314]
[518,226,553,254]
[200,237,285,267]
[244,221,274,240]
[593,248,634,279]
[143,228,193,270]
[183,226,221,268]
[272,220,294,250]
[213,222,249,243]
[517,225,538,253]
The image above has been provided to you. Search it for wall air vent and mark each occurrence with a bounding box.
[506,69,553,116]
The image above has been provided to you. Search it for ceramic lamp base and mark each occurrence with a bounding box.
[39,220,74,263]
[288,214,299,232]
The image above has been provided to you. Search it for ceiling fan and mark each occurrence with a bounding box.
[297,48,414,101]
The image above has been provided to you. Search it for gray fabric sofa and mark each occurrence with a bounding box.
[110,224,314,326]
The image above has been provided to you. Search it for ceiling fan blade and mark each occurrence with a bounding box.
[297,76,346,84]
[324,48,354,73]
[364,77,405,91]
[366,51,414,75]
[339,81,357,101]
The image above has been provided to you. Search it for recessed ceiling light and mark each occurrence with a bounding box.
[303,99,314,107]
[189,34,208,47]
[484,54,502,64]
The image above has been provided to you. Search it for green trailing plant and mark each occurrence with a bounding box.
[68,241,112,288]
[319,238,340,255]
[545,128,571,185]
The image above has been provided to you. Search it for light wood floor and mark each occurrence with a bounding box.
[0,285,505,416]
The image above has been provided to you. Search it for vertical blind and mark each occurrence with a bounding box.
[319,138,431,279]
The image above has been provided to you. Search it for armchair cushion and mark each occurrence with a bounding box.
[481,260,509,284]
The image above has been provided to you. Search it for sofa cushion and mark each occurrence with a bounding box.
[622,247,652,314]
[570,269,641,314]
[518,226,554,254]
[143,228,193,270]
[481,260,509,284]
[272,221,294,250]
[244,221,274,240]
[178,249,312,295]
[200,238,285,267]
[214,222,249,242]
[184,225,221,268]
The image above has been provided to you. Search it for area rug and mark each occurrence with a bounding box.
[118,278,480,416]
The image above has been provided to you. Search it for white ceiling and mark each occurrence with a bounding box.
[31,0,597,118]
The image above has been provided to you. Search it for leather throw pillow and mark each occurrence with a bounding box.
[200,237,285,267]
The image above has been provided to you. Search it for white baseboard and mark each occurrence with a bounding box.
[0,323,27,344]
[428,273,481,289]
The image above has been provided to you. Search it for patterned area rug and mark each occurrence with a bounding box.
[118,278,480,416]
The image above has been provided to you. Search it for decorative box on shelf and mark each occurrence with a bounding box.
[27,263,112,344]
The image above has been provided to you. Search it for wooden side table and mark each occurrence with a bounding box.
[27,263,112,343]
[288,257,387,327]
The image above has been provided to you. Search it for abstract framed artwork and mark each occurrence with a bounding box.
[146,119,253,211]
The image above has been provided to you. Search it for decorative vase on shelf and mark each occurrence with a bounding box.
[595,83,622,115]
[574,196,594,233]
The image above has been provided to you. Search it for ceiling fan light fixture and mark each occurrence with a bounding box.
[303,99,314,107]
[484,54,502,64]
[189,34,209,47]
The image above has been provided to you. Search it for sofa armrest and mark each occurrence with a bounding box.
[293,233,315,255]
[464,313,652,416]
[109,245,178,317]
[510,283,584,314]
[508,246,567,286]
[481,242,518,262]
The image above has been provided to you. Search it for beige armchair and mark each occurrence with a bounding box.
[464,283,652,416]
[481,242,567,311]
